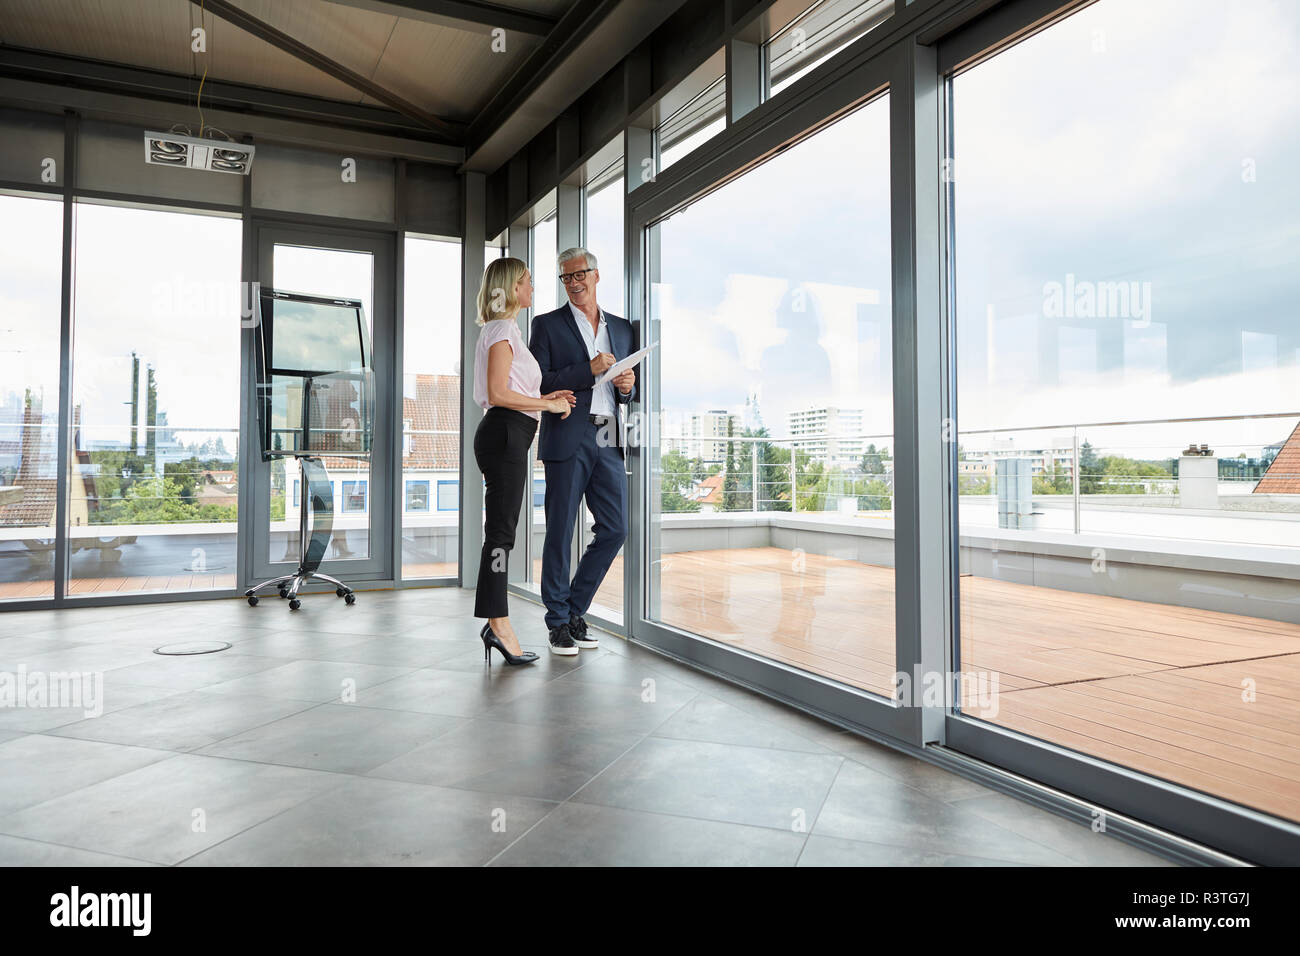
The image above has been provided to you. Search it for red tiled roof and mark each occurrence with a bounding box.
[1256,422,1300,494]
[0,395,64,530]
[401,373,461,471]
[695,472,725,505]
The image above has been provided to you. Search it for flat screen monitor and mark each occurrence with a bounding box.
[255,289,374,459]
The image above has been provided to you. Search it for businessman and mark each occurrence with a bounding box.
[529,247,638,655]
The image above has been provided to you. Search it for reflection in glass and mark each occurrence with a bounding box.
[646,94,894,695]
[0,194,63,600]
[269,244,374,563]
[402,235,461,579]
[658,51,726,173]
[951,0,1300,823]
[584,149,627,621]
[767,0,895,98]
[66,202,241,594]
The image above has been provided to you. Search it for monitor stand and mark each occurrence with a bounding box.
[245,456,357,611]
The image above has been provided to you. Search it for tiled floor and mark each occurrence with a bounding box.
[0,588,1175,866]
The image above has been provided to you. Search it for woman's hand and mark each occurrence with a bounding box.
[542,390,576,419]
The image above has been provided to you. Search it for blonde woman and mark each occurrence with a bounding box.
[473,257,575,665]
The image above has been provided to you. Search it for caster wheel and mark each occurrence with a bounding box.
[278,588,289,599]
[289,599,301,611]
[247,595,259,607]
[336,588,346,597]
[344,593,356,606]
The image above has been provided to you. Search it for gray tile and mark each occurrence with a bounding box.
[3,606,160,639]
[46,691,320,753]
[220,629,392,662]
[797,834,1031,867]
[0,634,88,662]
[492,801,806,866]
[478,669,698,735]
[196,659,418,702]
[179,776,555,866]
[571,736,843,832]
[431,642,602,674]
[238,633,476,668]
[369,718,642,801]
[554,648,701,695]
[948,792,1177,866]
[97,651,289,691]
[355,665,553,718]
[0,679,186,734]
[197,703,462,774]
[0,753,347,864]
[0,735,174,816]
[0,834,160,866]
[652,695,833,754]
[812,760,1078,865]
[3,643,162,675]
[700,680,870,749]
[831,735,1000,802]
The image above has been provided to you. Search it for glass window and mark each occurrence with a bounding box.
[657,50,727,173]
[436,479,459,512]
[647,93,893,695]
[269,244,374,563]
[583,138,628,622]
[67,202,242,595]
[585,149,625,316]
[950,0,1300,824]
[0,194,63,602]
[405,479,430,512]
[402,235,460,579]
[530,192,558,315]
[767,0,895,98]
[342,480,367,513]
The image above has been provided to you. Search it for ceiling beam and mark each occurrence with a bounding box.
[320,0,557,37]
[189,0,458,136]
[0,46,448,141]
[464,0,690,173]
[0,75,465,165]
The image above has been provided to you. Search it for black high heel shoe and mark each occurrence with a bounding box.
[480,623,539,666]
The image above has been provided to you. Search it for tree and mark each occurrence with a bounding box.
[860,443,888,476]
[1078,441,1101,494]
[1033,462,1073,495]
[660,448,701,513]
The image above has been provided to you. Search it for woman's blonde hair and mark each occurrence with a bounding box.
[476,256,529,326]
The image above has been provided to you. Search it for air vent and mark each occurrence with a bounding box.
[143,131,255,175]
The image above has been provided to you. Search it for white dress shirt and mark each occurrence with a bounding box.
[568,300,616,417]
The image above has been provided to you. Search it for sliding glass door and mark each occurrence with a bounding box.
[246,223,396,586]
[626,47,907,738]
[945,0,1300,829]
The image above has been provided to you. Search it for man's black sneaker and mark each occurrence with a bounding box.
[548,623,579,656]
[569,613,598,648]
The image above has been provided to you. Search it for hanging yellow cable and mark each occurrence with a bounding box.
[196,0,207,137]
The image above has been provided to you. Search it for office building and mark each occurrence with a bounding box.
[0,0,1296,877]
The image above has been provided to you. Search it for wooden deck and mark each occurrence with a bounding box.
[5,544,1299,822]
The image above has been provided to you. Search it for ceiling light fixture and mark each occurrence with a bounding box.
[143,130,255,175]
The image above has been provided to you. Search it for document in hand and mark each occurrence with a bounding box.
[595,341,659,387]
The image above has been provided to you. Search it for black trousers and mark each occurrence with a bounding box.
[473,405,538,618]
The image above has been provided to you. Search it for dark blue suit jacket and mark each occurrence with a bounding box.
[529,305,638,462]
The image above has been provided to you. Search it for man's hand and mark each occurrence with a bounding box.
[613,368,635,395]
[589,352,615,375]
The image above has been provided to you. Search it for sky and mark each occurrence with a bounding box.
[3,0,1298,465]
[644,0,1300,458]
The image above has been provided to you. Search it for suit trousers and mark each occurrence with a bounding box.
[540,418,627,629]
[473,405,537,619]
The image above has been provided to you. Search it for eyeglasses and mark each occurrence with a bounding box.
[558,268,594,284]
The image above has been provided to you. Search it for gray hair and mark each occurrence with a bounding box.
[557,246,598,271]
